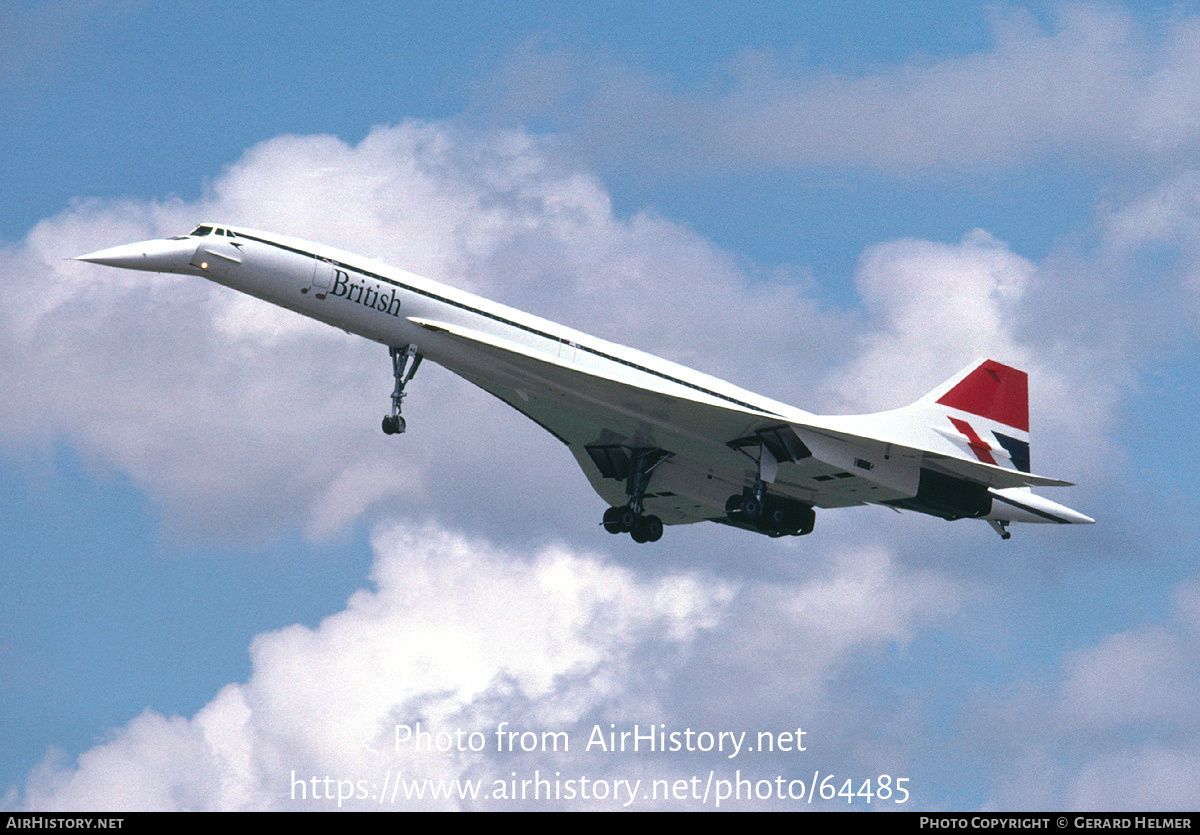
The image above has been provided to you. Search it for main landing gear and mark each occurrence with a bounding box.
[382,344,422,435]
[725,438,815,536]
[602,448,669,543]
[725,488,815,537]
[603,506,664,543]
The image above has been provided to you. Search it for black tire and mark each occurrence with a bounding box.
[741,497,761,520]
[641,514,663,542]
[765,506,787,529]
[603,506,625,534]
[631,514,663,544]
[616,507,637,532]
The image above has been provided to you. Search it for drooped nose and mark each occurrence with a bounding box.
[75,237,199,274]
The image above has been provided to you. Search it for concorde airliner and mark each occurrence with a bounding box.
[78,224,1092,542]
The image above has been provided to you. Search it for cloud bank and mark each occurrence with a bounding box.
[18,520,964,810]
[494,7,1200,174]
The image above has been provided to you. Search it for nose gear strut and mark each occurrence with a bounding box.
[382,344,422,435]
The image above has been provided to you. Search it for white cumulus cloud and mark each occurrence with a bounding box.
[18,519,968,811]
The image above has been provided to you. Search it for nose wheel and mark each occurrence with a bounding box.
[383,345,422,435]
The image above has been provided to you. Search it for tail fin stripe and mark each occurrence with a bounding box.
[948,417,998,465]
[993,432,1031,473]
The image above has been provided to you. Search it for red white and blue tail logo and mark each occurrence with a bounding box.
[926,359,1032,473]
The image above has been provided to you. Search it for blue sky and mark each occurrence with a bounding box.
[3,0,1198,811]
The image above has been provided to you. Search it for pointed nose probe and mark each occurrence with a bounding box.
[75,238,198,274]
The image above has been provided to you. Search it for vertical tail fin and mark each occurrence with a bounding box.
[929,359,1028,432]
[894,359,1091,530]
[917,359,1031,473]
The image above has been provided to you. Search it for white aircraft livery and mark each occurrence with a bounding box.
[77,224,1093,543]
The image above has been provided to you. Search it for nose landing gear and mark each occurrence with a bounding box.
[383,344,422,435]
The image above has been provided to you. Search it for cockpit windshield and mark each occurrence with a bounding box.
[183,225,237,238]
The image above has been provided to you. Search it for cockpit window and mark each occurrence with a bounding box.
[185,225,237,238]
